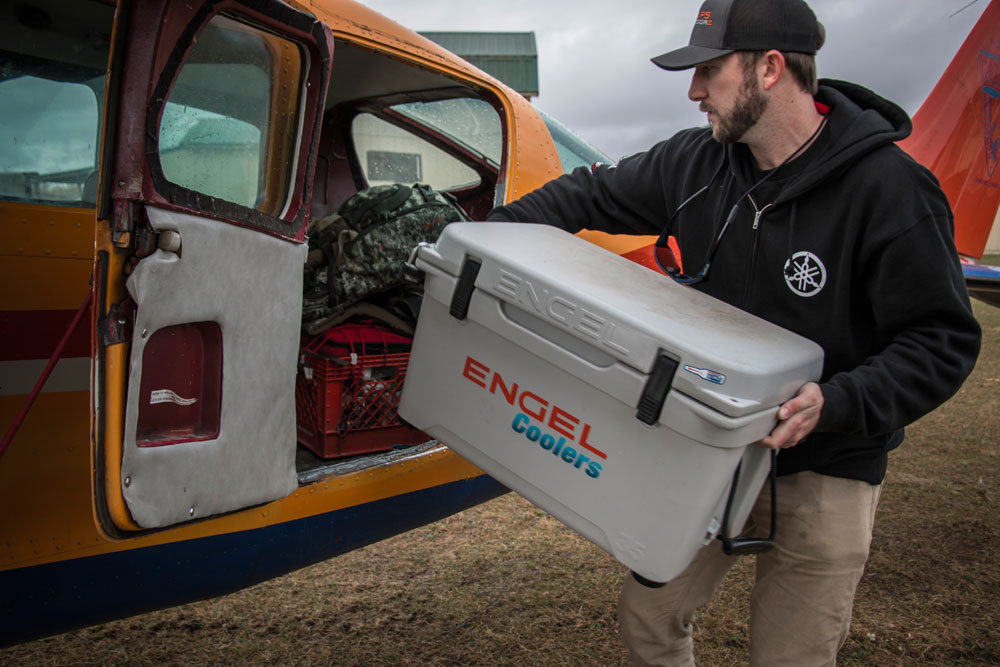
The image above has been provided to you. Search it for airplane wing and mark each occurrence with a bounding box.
[962,260,1000,307]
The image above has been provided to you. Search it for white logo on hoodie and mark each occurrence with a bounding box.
[783,251,827,297]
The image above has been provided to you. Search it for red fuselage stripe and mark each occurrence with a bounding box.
[0,309,92,361]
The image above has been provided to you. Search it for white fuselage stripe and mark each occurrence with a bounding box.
[0,358,91,396]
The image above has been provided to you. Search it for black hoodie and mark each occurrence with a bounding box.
[487,80,981,484]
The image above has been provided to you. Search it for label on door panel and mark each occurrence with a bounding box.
[150,389,198,406]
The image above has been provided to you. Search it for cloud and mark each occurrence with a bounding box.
[360,0,988,159]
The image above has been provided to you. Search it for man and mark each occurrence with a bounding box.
[486,0,982,664]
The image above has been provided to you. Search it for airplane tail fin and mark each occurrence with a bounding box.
[898,0,1000,259]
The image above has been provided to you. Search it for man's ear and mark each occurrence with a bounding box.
[761,50,786,90]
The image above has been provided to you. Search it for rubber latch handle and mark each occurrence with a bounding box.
[636,353,679,425]
[449,257,482,320]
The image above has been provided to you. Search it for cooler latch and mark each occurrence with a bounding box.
[636,353,679,425]
[449,257,482,320]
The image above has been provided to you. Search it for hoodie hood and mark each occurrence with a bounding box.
[764,79,912,202]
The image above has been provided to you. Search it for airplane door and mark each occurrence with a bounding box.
[98,0,332,530]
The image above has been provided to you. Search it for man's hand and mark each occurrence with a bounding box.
[759,382,823,450]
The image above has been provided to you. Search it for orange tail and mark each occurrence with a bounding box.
[898,0,1000,259]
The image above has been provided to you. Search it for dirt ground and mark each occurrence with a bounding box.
[3,301,998,666]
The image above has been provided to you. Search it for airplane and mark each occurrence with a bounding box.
[0,0,996,650]
[0,0,607,646]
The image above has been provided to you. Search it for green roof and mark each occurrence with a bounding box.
[420,32,536,57]
[420,32,538,97]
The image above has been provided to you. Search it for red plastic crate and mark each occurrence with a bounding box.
[295,350,429,458]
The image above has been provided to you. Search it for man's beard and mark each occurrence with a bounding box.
[707,73,769,144]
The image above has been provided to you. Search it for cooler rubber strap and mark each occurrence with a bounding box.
[636,353,679,425]
[449,257,481,320]
[718,449,777,556]
[631,571,667,589]
[634,450,778,588]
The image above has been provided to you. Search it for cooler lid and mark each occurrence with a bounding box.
[419,222,824,418]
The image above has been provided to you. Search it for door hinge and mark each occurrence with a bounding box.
[112,200,140,248]
[101,299,136,346]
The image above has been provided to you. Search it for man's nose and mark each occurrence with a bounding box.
[688,72,706,102]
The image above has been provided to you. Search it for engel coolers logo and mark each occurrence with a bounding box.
[462,356,607,479]
[494,269,631,357]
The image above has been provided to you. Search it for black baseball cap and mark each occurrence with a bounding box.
[652,0,822,71]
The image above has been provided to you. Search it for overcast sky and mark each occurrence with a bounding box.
[359,0,988,160]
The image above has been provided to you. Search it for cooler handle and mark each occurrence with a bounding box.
[631,448,777,589]
[636,352,679,425]
[449,256,482,320]
[718,449,777,555]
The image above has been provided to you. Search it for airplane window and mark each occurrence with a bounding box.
[391,98,502,167]
[353,113,481,190]
[0,77,102,206]
[0,0,113,207]
[536,108,614,173]
[156,14,303,216]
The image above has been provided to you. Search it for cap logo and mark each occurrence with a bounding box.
[696,10,713,26]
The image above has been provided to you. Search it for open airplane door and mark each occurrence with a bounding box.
[96,0,332,530]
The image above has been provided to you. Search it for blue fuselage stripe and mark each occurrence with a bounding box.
[0,476,507,647]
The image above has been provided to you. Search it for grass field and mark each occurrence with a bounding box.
[3,302,998,666]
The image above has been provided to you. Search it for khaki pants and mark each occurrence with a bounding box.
[618,471,882,667]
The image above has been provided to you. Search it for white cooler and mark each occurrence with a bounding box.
[399,223,823,582]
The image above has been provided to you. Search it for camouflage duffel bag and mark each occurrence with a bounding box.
[302,183,469,334]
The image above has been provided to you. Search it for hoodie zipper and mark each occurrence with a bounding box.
[742,195,773,308]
